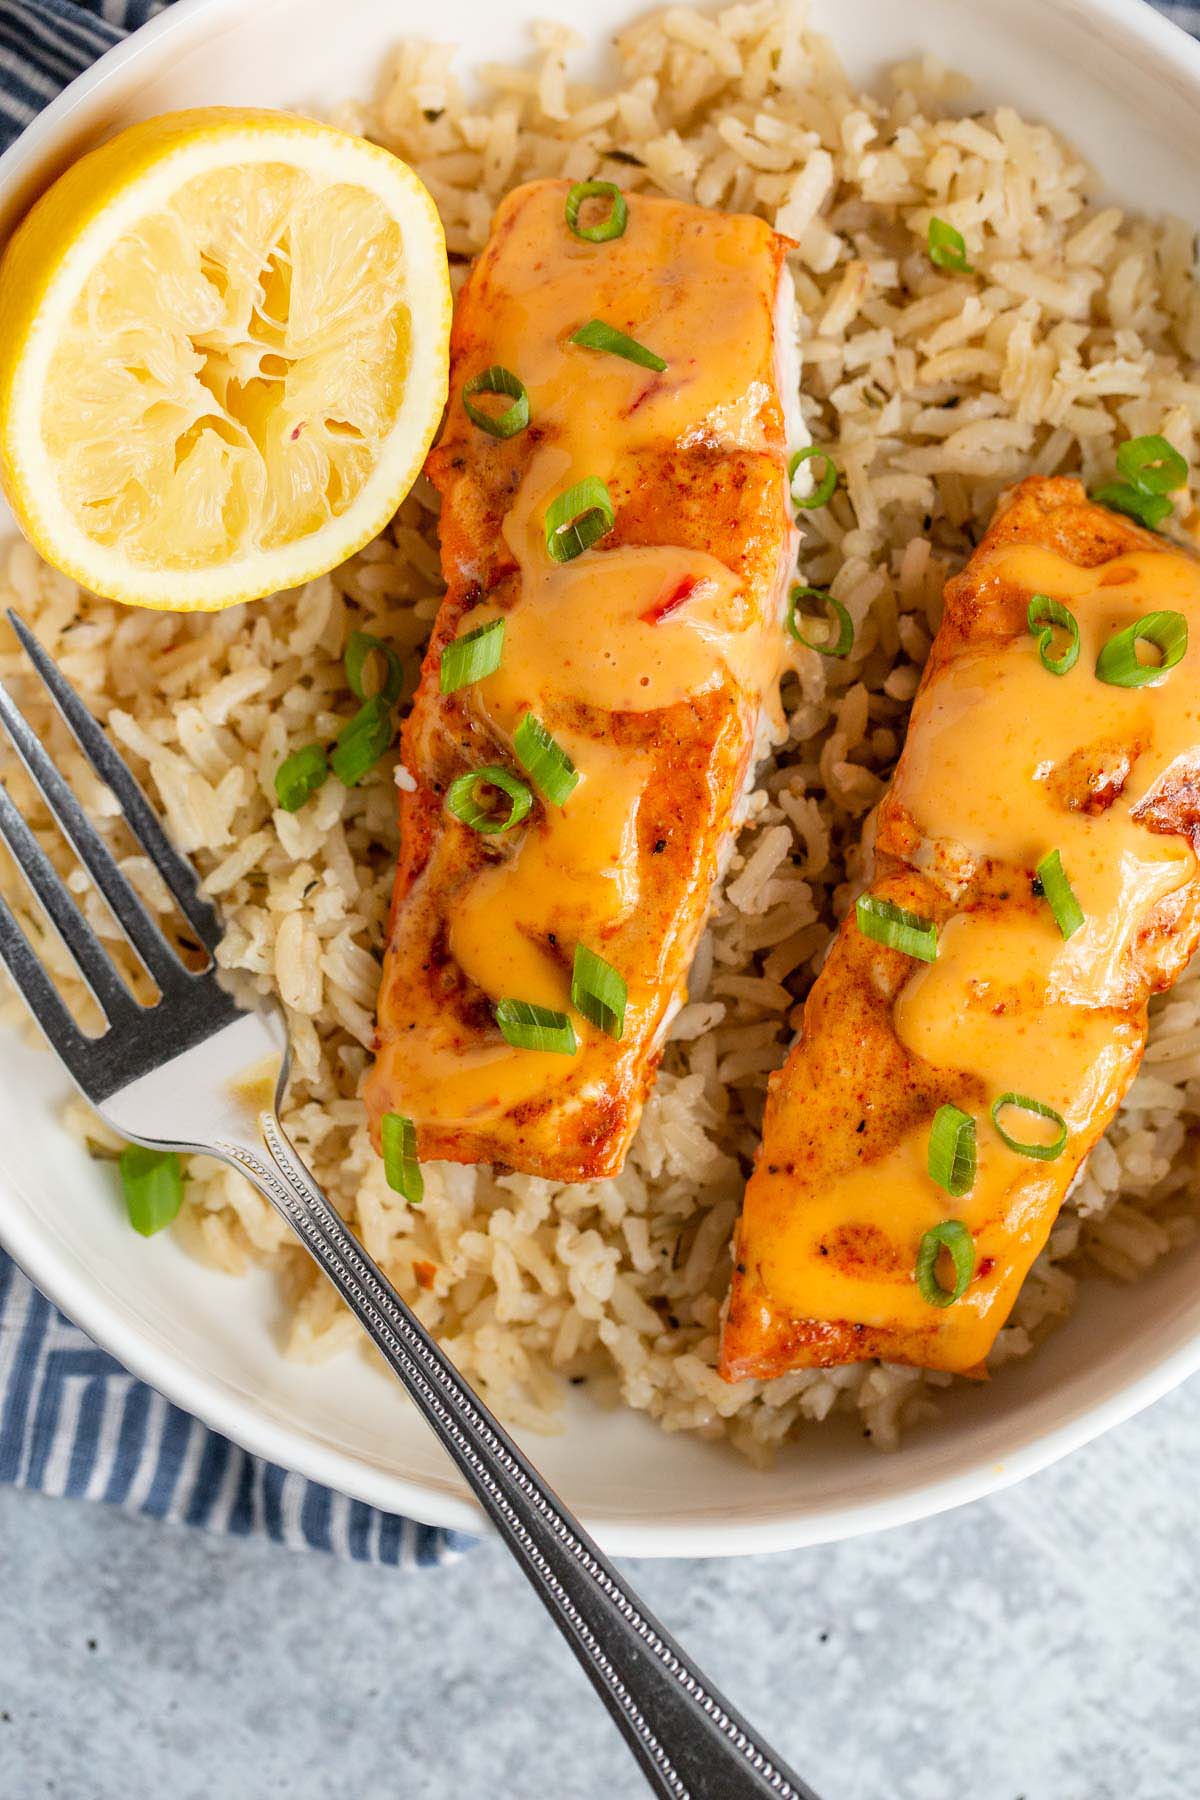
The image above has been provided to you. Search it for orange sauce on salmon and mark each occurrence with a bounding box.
[727,521,1200,1374]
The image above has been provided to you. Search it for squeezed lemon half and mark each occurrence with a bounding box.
[0,108,451,610]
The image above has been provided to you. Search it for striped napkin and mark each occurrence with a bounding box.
[0,0,1196,1563]
[1157,2,1200,29]
[0,0,472,1563]
[0,1258,471,1564]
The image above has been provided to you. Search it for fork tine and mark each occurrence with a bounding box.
[0,889,96,1087]
[0,779,137,1024]
[6,611,222,955]
[0,675,190,995]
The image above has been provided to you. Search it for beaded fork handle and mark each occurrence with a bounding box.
[0,608,815,1798]
[215,1113,818,1800]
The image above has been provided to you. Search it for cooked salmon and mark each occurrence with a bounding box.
[365,179,799,1182]
[721,476,1200,1379]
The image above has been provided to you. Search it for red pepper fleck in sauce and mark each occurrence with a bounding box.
[640,574,700,626]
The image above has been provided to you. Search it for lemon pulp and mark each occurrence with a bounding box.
[0,109,451,610]
[46,164,411,571]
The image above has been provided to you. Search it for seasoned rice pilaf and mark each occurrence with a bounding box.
[4,0,1200,1460]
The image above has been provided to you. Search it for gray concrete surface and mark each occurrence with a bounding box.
[1,1377,1196,1800]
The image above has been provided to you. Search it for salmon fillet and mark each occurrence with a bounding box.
[365,179,798,1181]
[721,476,1200,1380]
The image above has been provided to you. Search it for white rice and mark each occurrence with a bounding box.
[3,0,1199,1461]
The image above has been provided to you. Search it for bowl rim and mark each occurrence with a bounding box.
[4,0,1200,1557]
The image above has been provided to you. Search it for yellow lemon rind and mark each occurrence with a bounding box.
[0,109,451,611]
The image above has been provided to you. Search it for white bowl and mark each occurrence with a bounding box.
[2,0,1200,1557]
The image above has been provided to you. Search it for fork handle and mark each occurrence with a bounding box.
[219,1115,817,1800]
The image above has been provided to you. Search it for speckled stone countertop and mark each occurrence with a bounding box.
[2,1378,1198,1799]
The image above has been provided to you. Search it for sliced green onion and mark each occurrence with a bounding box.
[462,365,530,440]
[788,446,838,510]
[274,742,328,812]
[1095,610,1188,688]
[345,630,403,705]
[513,713,579,805]
[120,1145,184,1238]
[330,694,393,786]
[381,1112,423,1205]
[495,999,578,1055]
[991,1092,1068,1161]
[1026,593,1080,676]
[1116,433,1188,496]
[928,217,973,274]
[1091,481,1173,530]
[927,1105,976,1199]
[544,476,615,563]
[565,180,627,243]
[787,586,853,658]
[571,944,627,1040]
[445,766,533,835]
[1036,849,1084,940]
[570,319,666,372]
[855,894,938,963]
[440,618,505,694]
[915,1220,975,1308]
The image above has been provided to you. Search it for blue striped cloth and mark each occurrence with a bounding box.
[0,0,478,1568]
[0,0,1196,1565]
[0,1256,471,1563]
[1156,1,1200,28]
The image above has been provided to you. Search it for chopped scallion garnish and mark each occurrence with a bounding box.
[345,630,404,706]
[445,766,533,835]
[927,1105,976,1199]
[495,999,578,1055]
[1036,849,1084,940]
[787,446,838,510]
[1091,481,1173,530]
[928,218,973,274]
[1095,610,1188,688]
[855,894,938,962]
[120,1144,184,1237]
[544,476,615,563]
[571,944,627,1040]
[462,365,530,440]
[565,180,627,243]
[513,714,579,805]
[275,742,328,813]
[440,618,505,694]
[787,586,853,658]
[570,319,666,372]
[991,1092,1068,1161]
[915,1220,975,1307]
[381,1112,423,1205]
[330,694,393,786]
[1026,593,1080,676]
[1116,433,1188,496]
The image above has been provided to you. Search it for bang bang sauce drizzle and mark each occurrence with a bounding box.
[370,182,796,1142]
[746,536,1200,1372]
